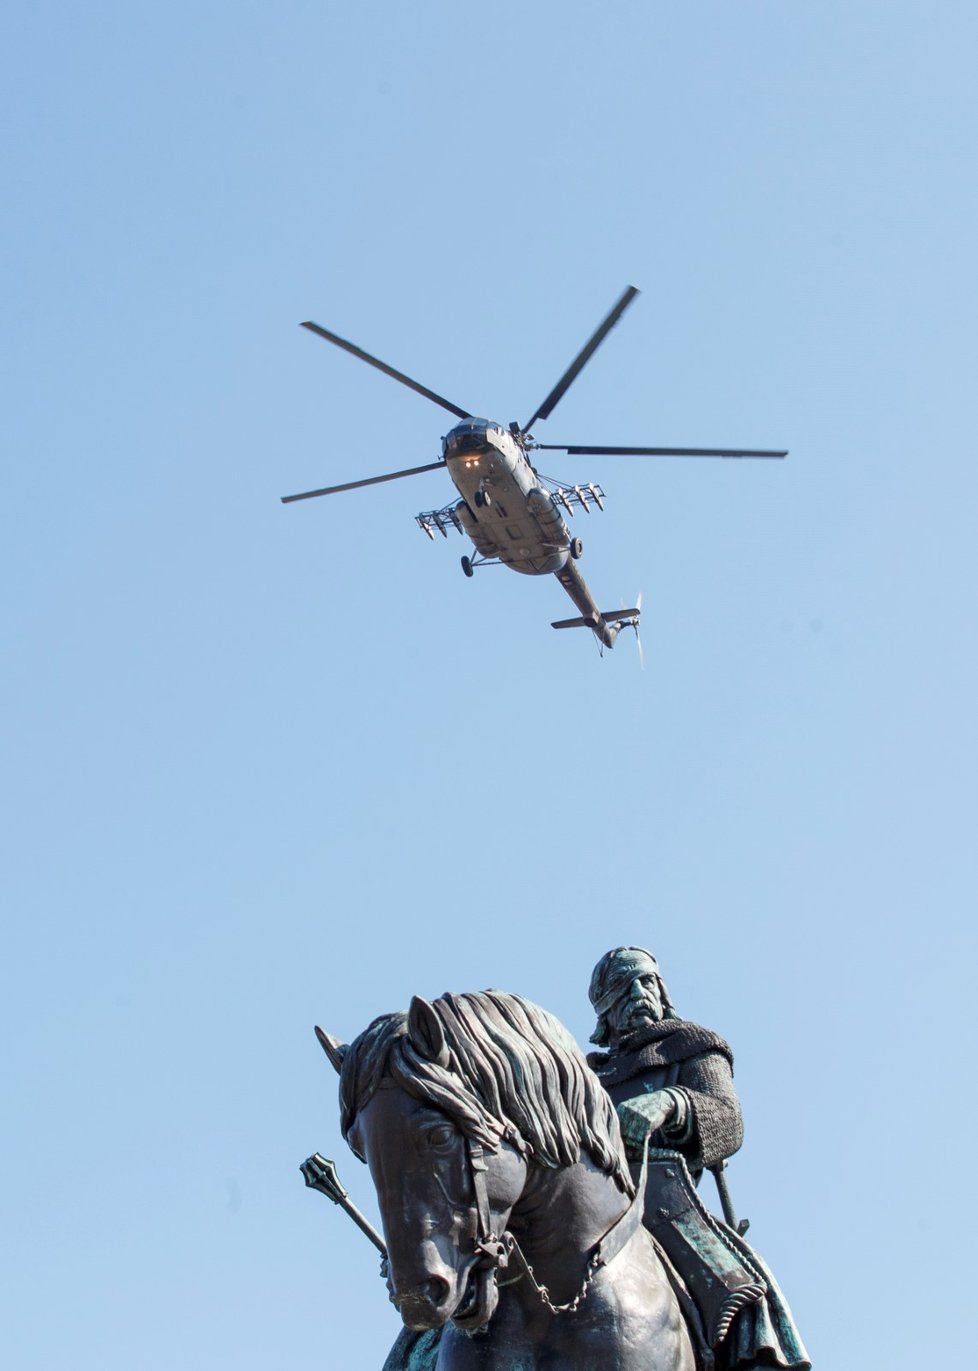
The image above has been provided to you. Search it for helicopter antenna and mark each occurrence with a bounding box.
[523,285,640,433]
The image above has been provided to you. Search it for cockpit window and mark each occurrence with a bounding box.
[445,425,490,457]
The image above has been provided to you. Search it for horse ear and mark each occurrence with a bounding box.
[315,1025,348,1075]
[407,996,450,1068]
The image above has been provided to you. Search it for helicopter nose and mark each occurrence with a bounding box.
[443,420,494,461]
[446,437,489,458]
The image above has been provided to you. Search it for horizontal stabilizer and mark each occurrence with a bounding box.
[551,615,599,631]
[602,607,641,623]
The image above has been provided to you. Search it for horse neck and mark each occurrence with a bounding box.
[506,1152,631,1305]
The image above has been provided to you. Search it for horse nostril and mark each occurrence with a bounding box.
[425,1276,450,1307]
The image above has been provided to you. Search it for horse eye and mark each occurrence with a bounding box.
[426,1124,456,1149]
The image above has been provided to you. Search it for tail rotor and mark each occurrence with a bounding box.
[628,592,644,668]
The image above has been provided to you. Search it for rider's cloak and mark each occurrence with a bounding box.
[588,1018,811,1371]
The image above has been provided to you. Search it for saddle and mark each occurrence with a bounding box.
[643,1148,767,1348]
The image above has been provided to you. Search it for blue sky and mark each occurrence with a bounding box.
[2,3,976,1366]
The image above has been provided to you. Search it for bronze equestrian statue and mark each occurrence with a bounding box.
[303,962,810,1369]
[312,991,698,1370]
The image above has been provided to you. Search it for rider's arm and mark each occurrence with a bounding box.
[667,1051,743,1171]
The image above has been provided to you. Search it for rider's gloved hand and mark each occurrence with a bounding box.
[616,1091,678,1154]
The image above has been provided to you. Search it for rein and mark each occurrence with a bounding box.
[468,1137,649,1317]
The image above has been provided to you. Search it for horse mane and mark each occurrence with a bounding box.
[339,990,634,1196]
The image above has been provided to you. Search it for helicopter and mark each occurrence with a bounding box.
[283,286,786,650]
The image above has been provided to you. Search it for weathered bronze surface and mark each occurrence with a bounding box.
[586,947,810,1370]
[303,953,810,1369]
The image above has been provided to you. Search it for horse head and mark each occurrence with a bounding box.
[318,991,634,1336]
[352,1086,526,1327]
[317,996,527,1330]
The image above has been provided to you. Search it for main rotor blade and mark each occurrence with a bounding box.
[523,286,640,432]
[282,460,444,503]
[301,321,471,420]
[534,445,788,459]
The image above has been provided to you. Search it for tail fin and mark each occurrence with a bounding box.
[551,615,599,631]
[551,606,641,651]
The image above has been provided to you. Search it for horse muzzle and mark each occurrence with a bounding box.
[392,1276,454,1330]
[450,1261,500,1332]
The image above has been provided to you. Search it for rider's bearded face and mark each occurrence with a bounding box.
[605,972,664,1045]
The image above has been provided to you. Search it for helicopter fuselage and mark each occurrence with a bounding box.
[435,417,631,648]
[441,418,571,576]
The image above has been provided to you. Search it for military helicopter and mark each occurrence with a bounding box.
[283,286,785,650]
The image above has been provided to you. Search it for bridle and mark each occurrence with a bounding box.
[466,1135,649,1318]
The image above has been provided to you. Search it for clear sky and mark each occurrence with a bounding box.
[2,3,976,1366]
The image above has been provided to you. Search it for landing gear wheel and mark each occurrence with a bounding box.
[461,556,474,578]
[570,537,584,560]
[474,489,491,509]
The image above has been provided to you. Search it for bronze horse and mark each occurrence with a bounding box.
[317,990,697,1370]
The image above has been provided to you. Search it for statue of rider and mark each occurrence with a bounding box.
[587,946,811,1371]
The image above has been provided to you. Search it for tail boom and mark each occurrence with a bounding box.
[551,562,639,648]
